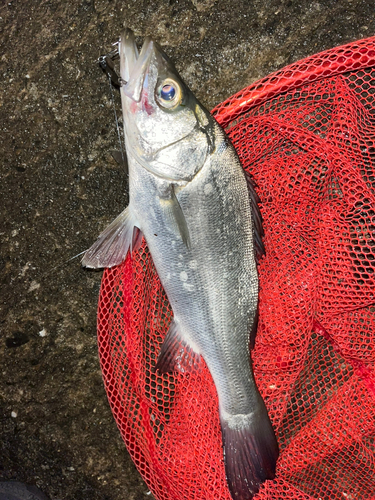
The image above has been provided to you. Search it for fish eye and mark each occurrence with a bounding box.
[156,78,182,109]
[161,84,175,101]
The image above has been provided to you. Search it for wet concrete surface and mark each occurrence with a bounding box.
[0,1,374,499]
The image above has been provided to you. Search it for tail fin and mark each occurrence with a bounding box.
[220,406,279,500]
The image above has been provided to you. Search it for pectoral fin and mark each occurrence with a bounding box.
[82,206,142,268]
[155,319,201,374]
[160,185,190,248]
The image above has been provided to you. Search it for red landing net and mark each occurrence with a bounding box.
[97,36,375,500]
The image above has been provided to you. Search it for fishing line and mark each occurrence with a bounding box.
[38,49,128,279]
[108,75,127,173]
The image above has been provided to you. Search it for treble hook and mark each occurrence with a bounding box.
[98,41,128,171]
[98,44,122,88]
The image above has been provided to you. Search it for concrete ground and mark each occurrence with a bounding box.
[1,1,374,498]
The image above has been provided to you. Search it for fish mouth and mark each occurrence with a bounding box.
[119,29,154,102]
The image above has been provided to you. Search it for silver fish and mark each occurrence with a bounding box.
[83,29,279,500]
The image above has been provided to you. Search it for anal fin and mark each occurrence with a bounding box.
[155,320,201,374]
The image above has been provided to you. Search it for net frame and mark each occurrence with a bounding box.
[97,36,375,500]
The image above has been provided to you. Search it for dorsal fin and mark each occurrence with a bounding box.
[244,171,265,263]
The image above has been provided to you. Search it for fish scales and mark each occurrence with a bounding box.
[83,29,279,500]
[131,129,258,413]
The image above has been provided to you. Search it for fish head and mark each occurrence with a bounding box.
[119,29,214,183]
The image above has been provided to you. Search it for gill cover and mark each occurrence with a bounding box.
[119,29,214,183]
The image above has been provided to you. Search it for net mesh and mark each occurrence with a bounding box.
[97,36,375,500]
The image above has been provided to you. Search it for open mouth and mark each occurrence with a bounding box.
[120,29,154,102]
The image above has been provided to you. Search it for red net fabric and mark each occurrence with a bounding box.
[97,36,375,500]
